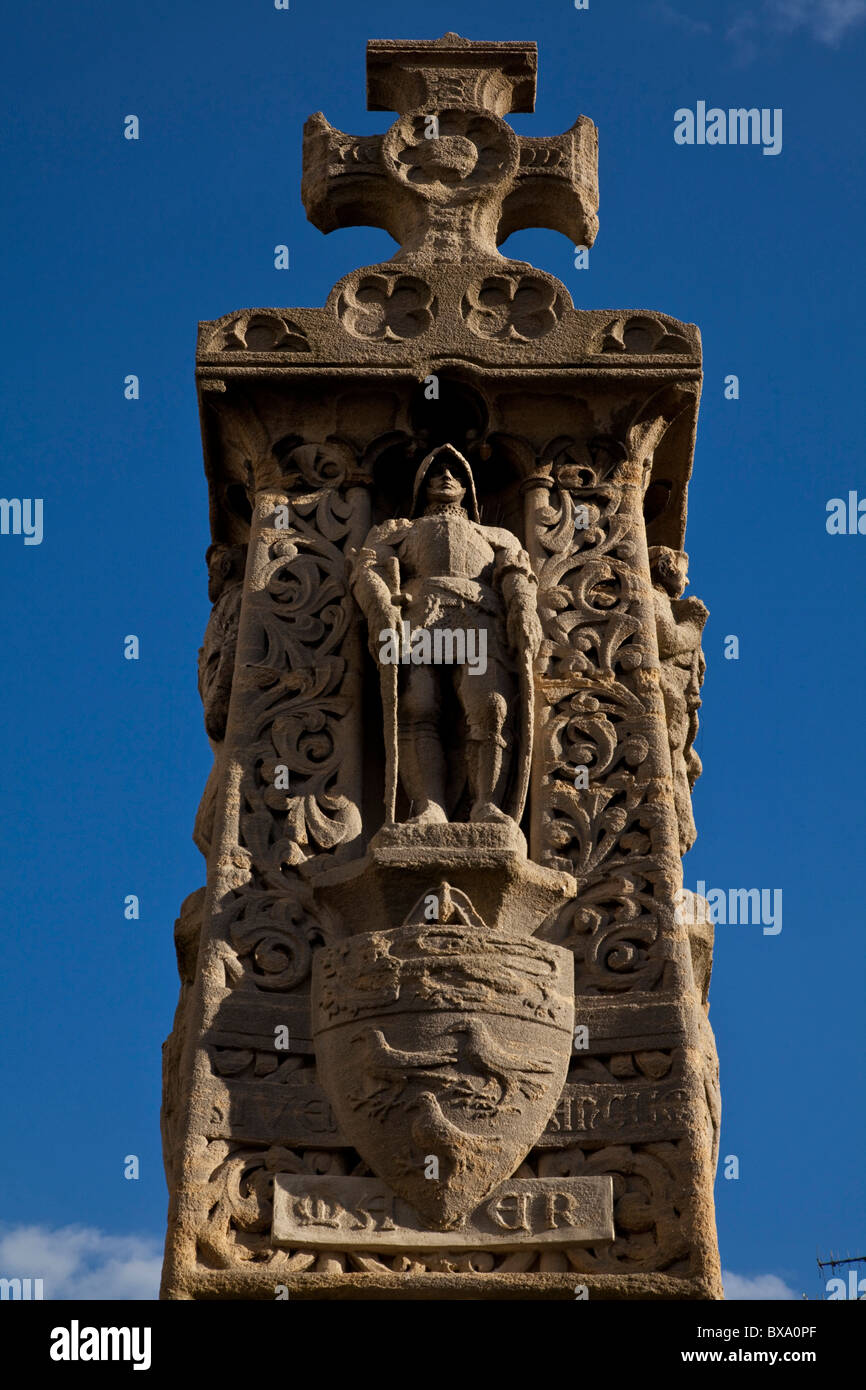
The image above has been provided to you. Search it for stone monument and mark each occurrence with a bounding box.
[161,33,722,1300]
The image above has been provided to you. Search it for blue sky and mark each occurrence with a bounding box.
[1,0,863,1300]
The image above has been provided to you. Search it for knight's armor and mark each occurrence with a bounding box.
[351,445,539,824]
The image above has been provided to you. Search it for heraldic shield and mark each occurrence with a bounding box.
[312,888,574,1230]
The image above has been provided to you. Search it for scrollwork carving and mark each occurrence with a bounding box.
[529,433,682,996]
[219,885,330,993]
[535,1142,690,1274]
[233,456,366,879]
[196,1141,349,1273]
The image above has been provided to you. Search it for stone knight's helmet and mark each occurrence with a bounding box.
[410,443,480,522]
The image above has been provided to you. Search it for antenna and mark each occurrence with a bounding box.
[816,1251,866,1300]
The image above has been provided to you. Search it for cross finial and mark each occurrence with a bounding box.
[302,35,598,268]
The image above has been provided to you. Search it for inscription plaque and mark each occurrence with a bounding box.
[273,1175,614,1251]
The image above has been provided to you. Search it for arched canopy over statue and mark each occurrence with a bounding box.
[351,444,542,827]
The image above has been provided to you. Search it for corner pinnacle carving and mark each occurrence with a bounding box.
[162,33,722,1301]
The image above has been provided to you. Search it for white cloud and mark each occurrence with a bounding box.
[0,1224,161,1300]
[723,1269,799,1300]
[662,0,866,56]
[726,13,762,64]
[657,3,713,35]
[765,0,866,44]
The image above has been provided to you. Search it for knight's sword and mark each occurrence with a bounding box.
[382,555,401,823]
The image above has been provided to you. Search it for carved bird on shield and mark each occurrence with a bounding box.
[354,1018,557,1117]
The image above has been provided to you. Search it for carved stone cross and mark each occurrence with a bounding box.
[302,33,599,266]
